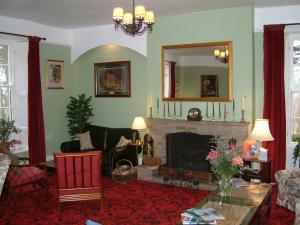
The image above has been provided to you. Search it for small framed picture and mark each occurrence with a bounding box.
[94,61,131,97]
[46,60,64,89]
[201,75,219,97]
[250,144,258,158]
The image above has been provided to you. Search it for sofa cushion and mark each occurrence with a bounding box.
[79,131,94,150]
[106,128,136,149]
[84,125,108,150]
[115,136,131,148]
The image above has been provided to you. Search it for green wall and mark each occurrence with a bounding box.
[254,32,264,119]
[147,6,254,121]
[176,66,229,98]
[40,43,78,158]
[76,45,147,128]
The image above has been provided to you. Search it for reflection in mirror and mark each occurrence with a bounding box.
[162,41,232,102]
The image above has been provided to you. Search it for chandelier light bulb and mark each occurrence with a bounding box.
[225,50,229,56]
[113,7,124,21]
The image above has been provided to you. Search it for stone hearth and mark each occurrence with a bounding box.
[145,119,250,164]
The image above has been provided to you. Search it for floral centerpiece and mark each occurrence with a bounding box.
[206,136,243,196]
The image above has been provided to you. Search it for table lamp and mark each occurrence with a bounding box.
[131,117,147,144]
[249,119,274,161]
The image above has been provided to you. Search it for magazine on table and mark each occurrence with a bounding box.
[231,178,250,187]
[184,207,225,221]
[181,212,216,225]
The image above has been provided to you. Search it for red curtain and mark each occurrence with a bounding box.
[170,62,176,98]
[28,37,46,164]
[263,24,286,182]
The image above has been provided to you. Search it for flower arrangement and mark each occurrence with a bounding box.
[206,136,243,196]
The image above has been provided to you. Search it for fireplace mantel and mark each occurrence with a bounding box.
[145,118,250,164]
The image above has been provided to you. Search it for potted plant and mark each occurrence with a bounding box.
[66,94,94,140]
[293,137,300,167]
[0,119,21,149]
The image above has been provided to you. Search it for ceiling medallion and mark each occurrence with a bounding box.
[112,0,155,36]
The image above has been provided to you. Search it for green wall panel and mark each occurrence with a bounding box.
[76,45,147,128]
[40,43,78,157]
[147,6,254,121]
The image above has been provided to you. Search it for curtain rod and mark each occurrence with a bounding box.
[285,23,300,26]
[0,31,46,40]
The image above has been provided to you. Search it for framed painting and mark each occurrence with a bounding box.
[46,59,64,89]
[201,75,219,97]
[94,61,131,97]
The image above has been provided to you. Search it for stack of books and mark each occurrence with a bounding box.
[181,208,225,225]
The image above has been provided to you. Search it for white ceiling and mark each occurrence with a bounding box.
[0,0,299,29]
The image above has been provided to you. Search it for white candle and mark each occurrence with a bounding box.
[150,92,153,107]
[242,91,245,110]
[174,102,176,115]
[180,102,182,115]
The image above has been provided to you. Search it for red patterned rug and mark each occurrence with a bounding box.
[0,176,294,225]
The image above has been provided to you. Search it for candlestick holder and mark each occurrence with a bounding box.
[168,102,182,120]
[232,110,237,122]
[149,107,153,119]
[241,110,246,123]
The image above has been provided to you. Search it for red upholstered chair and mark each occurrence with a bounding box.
[3,148,49,198]
[54,151,102,207]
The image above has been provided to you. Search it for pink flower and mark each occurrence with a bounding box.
[206,150,218,160]
[232,156,243,166]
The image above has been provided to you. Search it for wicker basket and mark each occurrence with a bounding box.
[112,159,137,184]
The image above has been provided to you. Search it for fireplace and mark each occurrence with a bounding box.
[166,132,213,172]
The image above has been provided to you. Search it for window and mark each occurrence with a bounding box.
[0,44,12,119]
[291,40,300,141]
[0,40,28,153]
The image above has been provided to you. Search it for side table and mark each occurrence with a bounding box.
[241,159,271,183]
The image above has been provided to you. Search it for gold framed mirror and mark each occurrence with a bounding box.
[162,41,232,102]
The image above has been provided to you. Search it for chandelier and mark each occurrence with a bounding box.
[214,48,229,64]
[112,0,155,36]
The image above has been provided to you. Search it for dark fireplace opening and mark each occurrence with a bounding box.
[166,132,213,172]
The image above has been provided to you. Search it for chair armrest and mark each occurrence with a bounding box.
[60,140,80,153]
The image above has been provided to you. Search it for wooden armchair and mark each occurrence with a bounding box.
[54,151,102,207]
[2,148,49,198]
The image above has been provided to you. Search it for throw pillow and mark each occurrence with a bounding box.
[79,131,94,150]
[115,136,131,148]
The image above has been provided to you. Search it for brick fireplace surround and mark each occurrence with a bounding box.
[145,118,250,164]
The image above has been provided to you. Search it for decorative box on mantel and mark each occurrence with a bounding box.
[145,118,250,165]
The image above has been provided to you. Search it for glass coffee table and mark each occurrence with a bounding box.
[179,184,272,225]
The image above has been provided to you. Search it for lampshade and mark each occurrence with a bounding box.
[249,119,274,141]
[135,5,146,19]
[144,11,155,24]
[214,49,220,57]
[123,13,133,25]
[113,7,124,21]
[131,117,147,130]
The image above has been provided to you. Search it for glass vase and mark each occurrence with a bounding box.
[218,175,232,196]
